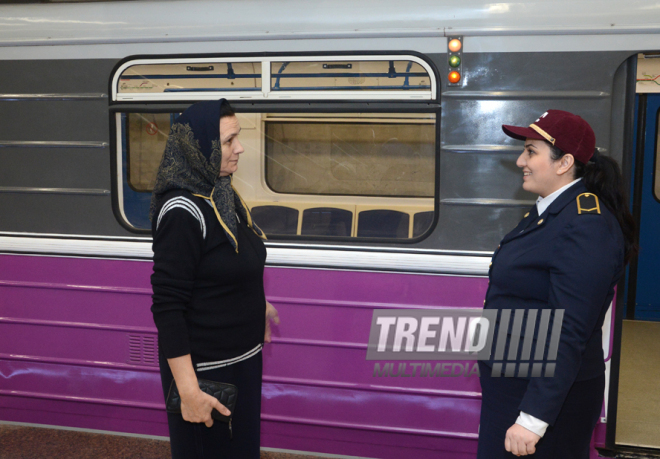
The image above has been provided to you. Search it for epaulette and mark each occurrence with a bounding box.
[576,192,601,215]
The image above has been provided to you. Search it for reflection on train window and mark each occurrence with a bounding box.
[118,62,261,94]
[119,112,436,239]
[270,60,431,92]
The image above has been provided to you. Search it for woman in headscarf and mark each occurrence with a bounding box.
[150,99,279,458]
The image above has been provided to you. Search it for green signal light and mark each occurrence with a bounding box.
[449,55,461,68]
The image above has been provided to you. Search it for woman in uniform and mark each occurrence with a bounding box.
[150,99,279,458]
[477,110,637,458]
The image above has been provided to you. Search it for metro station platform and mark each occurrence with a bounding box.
[0,422,342,459]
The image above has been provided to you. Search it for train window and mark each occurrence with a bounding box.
[270,60,431,92]
[116,112,436,238]
[117,62,261,96]
[112,54,437,237]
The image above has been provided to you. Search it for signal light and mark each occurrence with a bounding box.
[447,36,463,87]
[448,39,462,53]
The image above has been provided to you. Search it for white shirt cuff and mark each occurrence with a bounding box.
[515,411,549,437]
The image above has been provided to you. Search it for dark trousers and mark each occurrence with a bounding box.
[477,362,604,459]
[159,350,263,459]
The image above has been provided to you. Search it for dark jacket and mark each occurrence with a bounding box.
[151,190,267,363]
[483,180,624,425]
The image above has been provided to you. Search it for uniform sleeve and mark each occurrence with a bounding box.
[151,204,204,359]
[518,216,620,425]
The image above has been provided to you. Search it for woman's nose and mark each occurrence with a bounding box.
[235,140,245,155]
[516,151,525,168]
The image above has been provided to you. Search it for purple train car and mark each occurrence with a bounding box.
[1,1,660,457]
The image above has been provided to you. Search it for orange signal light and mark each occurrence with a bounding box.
[448,71,461,84]
[448,38,462,52]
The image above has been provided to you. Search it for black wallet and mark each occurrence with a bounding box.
[166,379,238,436]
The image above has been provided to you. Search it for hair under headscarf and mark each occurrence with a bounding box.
[149,99,264,252]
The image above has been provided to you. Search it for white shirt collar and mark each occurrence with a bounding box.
[536,178,582,216]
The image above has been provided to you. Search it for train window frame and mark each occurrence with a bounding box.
[111,55,436,102]
[110,52,440,243]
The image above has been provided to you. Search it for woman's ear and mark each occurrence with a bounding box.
[557,153,575,176]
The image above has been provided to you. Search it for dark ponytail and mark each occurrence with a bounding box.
[549,145,638,264]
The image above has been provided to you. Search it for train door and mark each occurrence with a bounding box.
[612,53,660,454]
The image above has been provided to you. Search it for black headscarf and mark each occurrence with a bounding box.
[149,100,264,252]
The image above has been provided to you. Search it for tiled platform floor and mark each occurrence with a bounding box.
[0,424,329,459]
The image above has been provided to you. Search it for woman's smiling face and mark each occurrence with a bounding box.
[515,138,566,198]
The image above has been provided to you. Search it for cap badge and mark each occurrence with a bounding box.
[535,112,549,122]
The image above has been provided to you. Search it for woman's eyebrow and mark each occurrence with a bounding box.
[222,128,241,142]
[524,143,535,149]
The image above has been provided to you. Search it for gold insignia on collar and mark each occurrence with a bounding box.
[524,212,530,218]
[577,193,601,215]
[537,219,544,225]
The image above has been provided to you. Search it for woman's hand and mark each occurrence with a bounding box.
[264,300,280,343]
[505,424,541,456]
[179,386,231,428]
[167,354,230,428]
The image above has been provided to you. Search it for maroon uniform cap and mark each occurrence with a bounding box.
[502,109,596,164]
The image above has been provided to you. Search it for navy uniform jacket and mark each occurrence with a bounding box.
[483,180,624,426]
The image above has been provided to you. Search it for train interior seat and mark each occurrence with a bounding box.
[357,209,409,238]
[301,207,353,237]
[250,205,299,235]
[246,201,433,239]
[413,211,434,238]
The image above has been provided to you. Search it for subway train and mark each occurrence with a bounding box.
[1,1,660,458]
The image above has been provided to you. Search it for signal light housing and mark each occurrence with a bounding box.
[447,36,463,87]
